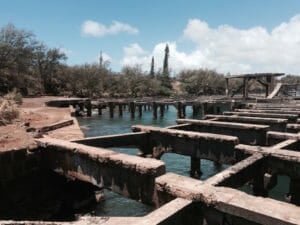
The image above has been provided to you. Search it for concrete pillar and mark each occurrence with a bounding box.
[182,105,186,118]
[138,105,143,117]
[190,157,201,178]
[144,105,147,111]
[97,105,102,115]
[79,103,84,111]
[192,105,197,117]
[159,104,165,118]
[153,102,158,119]
[129,102,135,119]
[202,102,208,116]
[86,101,92,117]
[289,178,300,205]
[177,102,183,119]
[243,77,249,99]
[118,104,123,117]
[253,173,268,197]
[166,105,169,110]
[225,78,229,97]
[108,102,114,118]
[128,103,131,112]
[266,75,272,97]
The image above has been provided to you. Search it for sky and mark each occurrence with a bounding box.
[1,0,300,75]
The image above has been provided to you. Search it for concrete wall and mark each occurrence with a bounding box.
[37,137,165,205]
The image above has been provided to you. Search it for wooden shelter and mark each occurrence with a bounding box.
[225,73,284,99]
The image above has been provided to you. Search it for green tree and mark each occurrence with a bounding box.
[178,69,225,95]
[0,24,38,94]
[159,44,172,90]
[35,45,67,94]
[150,56,155,78]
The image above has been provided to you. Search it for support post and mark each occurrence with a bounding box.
[108,102,114,118]
[138,105,143,117]
[86,101,92,117]
[225,78,229,97]
[182,105,186,118]
[253,172,268,197]
[190,157,202,178]
[289,178,300,205]
[177,102,183,119]
[118,104,123,117]
[153,102,158,119]
[243,77,249,99]
[129,102,135,119]
[97,105,102,115]
[159,104,165,118]
[266,75,272,97]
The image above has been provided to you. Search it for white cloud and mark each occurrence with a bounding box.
[81,20,139,37]
[121,15,300,75]
[124,43,147,56]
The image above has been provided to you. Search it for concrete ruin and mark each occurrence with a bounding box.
[2,96,300,224]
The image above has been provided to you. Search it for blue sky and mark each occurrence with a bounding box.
[1,0,300,74]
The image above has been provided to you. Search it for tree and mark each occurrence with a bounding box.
[150,56,155,78]
[163,44,169,76]
[35,45,67,94]
[0,24,38,94]
[159,44,172,89]
[178,69,225,95]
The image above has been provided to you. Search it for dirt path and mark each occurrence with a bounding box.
[0,96,84,151]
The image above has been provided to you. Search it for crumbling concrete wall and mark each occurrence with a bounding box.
[36,137,166,205]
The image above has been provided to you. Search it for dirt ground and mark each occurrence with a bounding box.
[0,96,84,151]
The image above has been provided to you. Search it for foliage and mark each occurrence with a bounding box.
[281,75,300,84]
[0,91,21,125]
[178,69,226,95]
[0,24,66,96]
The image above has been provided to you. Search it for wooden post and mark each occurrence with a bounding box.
[153,102,158,119]
[182,104,186,118]
[118,104,123,117]
[144,105,147,111]
[190,157,202,178]
[266,75,272,97]
[97,105,102,115]
[138,105,143,117]
[177,102,183,119]
[225,78,229,97]
[159,104,165,118]
[243,77,249,99]
[108,102,114,118]
[86,101,92,117]
[129,102,135,119]
[192,103,200,117]
[253,172,268,197]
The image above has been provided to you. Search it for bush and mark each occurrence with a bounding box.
[4,89,23,105]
